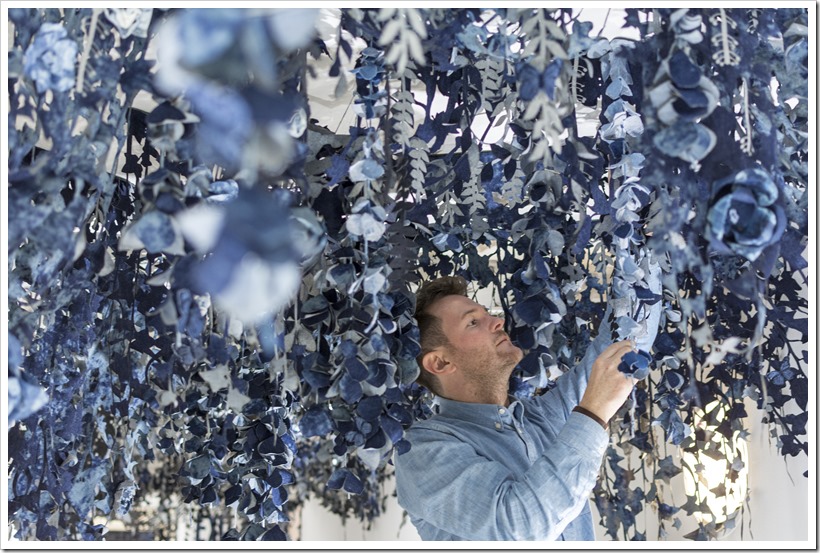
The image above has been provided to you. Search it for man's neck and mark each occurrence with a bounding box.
[440,384,511,406]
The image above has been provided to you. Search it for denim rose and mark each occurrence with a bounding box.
[23,23,78,94]
[707,167,786,262]
[652,121,716,169]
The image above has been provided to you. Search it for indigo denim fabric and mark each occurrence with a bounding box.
[395,269,661,541]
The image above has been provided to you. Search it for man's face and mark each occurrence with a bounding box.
[429,295,523,384]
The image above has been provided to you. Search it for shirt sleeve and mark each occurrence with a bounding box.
[531,302,613,420]
[394,411,608,541]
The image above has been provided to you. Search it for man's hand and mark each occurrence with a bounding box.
[577,340,637,425]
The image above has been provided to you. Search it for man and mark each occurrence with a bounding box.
[394,271,661,540]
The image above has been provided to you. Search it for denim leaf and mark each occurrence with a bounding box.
[346,212,385,242]
[118,210,186,255]
[652,121,716,165]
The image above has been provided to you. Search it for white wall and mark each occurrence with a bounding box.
[294,477,420,542]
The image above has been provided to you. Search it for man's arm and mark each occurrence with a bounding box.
[394,412,608,541]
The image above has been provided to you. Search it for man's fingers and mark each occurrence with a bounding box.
[599,340,636,361]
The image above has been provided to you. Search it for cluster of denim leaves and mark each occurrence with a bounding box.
[7,6,809,542]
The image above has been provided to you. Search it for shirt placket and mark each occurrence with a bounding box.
[496,403,537,463]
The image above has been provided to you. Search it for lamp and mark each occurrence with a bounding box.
[681,399,749,537]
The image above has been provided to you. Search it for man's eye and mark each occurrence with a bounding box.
[467,319,477,327]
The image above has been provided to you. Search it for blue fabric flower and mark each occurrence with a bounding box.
[617,349,652,380]
[669,9,703,45]
[7,333,48,426]
[23,23,77,93]
[652,408,691,446]
[707,167,786,262]
[781,37,808,99]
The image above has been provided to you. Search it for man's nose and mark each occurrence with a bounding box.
[491,315,504,331]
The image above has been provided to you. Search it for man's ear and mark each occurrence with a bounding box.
[421,349,455,377]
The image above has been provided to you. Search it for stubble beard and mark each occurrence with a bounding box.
[459,343,523,392]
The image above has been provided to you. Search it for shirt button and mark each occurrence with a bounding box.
[498,408,506,414]
[494,422,502,430]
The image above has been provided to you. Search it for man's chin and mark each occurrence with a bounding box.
[504,348,524,370]
[511,345,524,362]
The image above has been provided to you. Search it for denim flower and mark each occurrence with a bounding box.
[352,48,388,118]
[181,187,302,324]
[349,158,385,183]
[265,8,319,51]
[23,23,78,94]
[618,350,652,380]
[175,9,245,69]
[652,408,691,445]
[353,47,387,85]
[599,103,644,143]
[780,36,808,99]
[456,23,489,54]
[648,50,719,126]
[346,213,385,242]
[612,181,650,224]
[154,9,287,92]
[707,167,786,262]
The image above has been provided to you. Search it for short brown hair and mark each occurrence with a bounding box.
[413,276,469,395]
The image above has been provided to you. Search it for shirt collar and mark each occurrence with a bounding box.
[434,396,526,429]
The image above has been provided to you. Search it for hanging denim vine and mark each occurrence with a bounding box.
[7,7,809,541]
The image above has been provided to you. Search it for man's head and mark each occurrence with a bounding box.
[413,276,523,401]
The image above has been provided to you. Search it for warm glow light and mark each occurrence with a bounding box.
[681,400,749,531]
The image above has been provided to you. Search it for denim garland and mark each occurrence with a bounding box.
[7,7,809,541]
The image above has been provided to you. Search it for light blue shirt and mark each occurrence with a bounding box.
[394,335,609,541]
[395,266,661,540]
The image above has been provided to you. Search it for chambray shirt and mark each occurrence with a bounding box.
[394,337,609,541]
[395,268,661,541]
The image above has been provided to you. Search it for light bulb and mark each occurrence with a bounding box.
[681,399,749,533]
